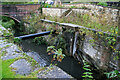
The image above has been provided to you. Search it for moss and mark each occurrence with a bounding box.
[0,48,2,51]
[1,53,42,78]
[0,59,2,80]
[20,53,39,68]
[0,44,12,53]
[1,50,7,56]
[2,58,22,78]
[1,57,39,78]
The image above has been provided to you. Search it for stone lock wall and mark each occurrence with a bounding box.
[39,19,120,71]
[42,8,69,17]
[43,4,119,26]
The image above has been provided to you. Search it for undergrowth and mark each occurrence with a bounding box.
[24,13,117,34]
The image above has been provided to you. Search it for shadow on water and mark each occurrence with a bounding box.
[57,57,84,79]
[19,38,84,79]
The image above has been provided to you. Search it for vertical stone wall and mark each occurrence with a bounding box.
[42,8,68,17]
[42,4,119,26]
[15,4,41,12]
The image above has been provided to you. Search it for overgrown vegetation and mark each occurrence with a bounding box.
[1,57,38,78]
[23,10,119,79]
[105,70,120,79]
[48,14,117,33]
[2,58,23,78]
[97,2,108,7]
[24,13,117,34]
[47,46,65,63]
[44,3,52,8]
[0,16,15,29]
[1,2,119,79]
[33,37,47,45]
[14,38,22,44]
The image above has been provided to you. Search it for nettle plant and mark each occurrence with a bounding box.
[47,46,65,64]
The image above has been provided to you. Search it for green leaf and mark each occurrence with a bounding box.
[53,55,56,58]
[112,38,116,42]
[82,75,86,77]
[83,72,93,75]
[48,46,55,49]
[83,67,91,71]
[118,74,120,77]
[104,73,110,78]
[88,75,93,78]
[83,74,90,77]
[114,70,119,74]
[84,65,90,67]
[47,46,55,52]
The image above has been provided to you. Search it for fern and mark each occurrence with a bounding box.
[82,60,93,80]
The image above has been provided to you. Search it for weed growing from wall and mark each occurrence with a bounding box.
[47,46,65,64]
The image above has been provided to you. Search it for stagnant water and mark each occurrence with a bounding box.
[18,38,106,80]
[20,38,84,79]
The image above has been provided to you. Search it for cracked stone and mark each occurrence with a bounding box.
[1,53,23,60]
[37,65,73,78]
[10,59,33,75]
[26,52,48,67]
[0,43,12,49]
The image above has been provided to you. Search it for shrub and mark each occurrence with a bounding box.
[70,6,77,8]
[97,2,108,7]
[81,6,88,9]
[1,16,15,29]
[26,2,34,4]
[47,46,65,63]
[33,37,47,45]
[14,38,21,44]
[44,3,52,8]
